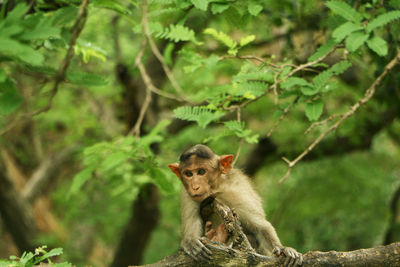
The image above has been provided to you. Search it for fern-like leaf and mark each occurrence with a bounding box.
[326,0,363,23]
[281,77,312,90]
[345,31,369,52]
[191,0,209,11]
[231,81,266,99]
[66,72,109,86]
[173,106,225,128]
[204,28,236,49]
[224,120,259,144]
[332,22,363,43]
[156,24,199,44]
[366,10,400,33]
[312,61,351,89]
[308,39,336,62]
[366,36,388,56]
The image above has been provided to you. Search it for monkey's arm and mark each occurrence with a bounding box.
[228,185,303,267]
[180,189,212,261]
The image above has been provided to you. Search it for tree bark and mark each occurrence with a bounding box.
[0,165,37,253]
[132,242,400,267]
[110,184,161,267]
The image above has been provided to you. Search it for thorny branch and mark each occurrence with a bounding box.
[279,49,400,184]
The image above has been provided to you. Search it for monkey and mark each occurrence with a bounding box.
[168,144,303,267]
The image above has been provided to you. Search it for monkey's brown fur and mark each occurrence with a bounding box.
[169,144,303,267]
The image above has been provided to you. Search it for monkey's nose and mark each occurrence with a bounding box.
[193,185,200,191]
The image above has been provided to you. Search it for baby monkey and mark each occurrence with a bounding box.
[169,144,303,267]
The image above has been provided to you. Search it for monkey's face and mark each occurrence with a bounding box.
[169,157,220,202]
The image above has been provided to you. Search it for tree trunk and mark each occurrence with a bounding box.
[0,168,37,253]
[110,184,160,267]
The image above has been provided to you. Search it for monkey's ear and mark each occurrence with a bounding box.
[168,163,181,179]
[220,155,233,174]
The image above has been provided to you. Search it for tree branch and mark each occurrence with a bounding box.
[22,145,79,202]
[30,0,89,116]
[279,49,400,183]
[133,237,400,267]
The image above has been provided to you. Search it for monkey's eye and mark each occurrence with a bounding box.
[184,171,193,177]
[198,169,206,175]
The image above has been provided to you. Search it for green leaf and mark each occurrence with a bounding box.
[0,78,23,115]
[224,120,259,144]
[4,3,29,23]
[366,36,388,56]
[346,31,369,52]
[18,15,61,41]
[52,6,79,27]
[332,22,363,43]
[204,28,236,49]
[69,167,94,196]
[66,72,109,86]
[211,3,230,14]
[173,106,225,128]
[0,39,44,65]
[281,77,312,90]
[150,168,175,193]
[248,3,263,16]
[239,35,256,47]
[301,86,319,96]
[99,151,129,174]
[308,39,335,62]
[326,1,363,23]
[366,10,400,33]
[34,248,63,264]
[312,61,351,89]
[191,0,209,11]
[157,24,200,44]
[0,69,6,82]
[92,0,131,15]
[305,99,324,121]
[329,60,352,74]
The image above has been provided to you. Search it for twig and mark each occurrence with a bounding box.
[128,1,153,137]
[233,107,242,166]
[29,0,89,117]
[304,113,343,135]
[266,96,299,137]
[144,20,186,98]
[239,46,337,110]
[279,49,400,184]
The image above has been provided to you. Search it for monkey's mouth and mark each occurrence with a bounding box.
[192,193,208,201]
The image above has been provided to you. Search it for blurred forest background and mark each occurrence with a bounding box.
[0,0,400,266]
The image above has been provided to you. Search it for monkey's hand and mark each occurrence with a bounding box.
[273,246,303,267]
[181,237,212,262]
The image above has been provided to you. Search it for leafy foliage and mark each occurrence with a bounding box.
[326,1,363,23]
[173,106,226,128]
[332,22,363,43]
[156,24,200,44]
[204,28,255,55]
[70,120,175,197]
[366,10,400,33]
[0,246,71,267]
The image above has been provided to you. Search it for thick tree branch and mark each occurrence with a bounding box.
[22,145,79,202]
[0,164,37,253]
[133,238,400,267]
